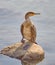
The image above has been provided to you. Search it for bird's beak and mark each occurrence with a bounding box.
[35,13,40,15]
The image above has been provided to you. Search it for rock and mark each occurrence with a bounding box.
[0,42,44,65]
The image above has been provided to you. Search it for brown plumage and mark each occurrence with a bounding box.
[21,12,40,43]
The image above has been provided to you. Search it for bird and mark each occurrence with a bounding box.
[21,12,40,43]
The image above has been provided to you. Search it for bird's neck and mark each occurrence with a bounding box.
[25,16,31,21]
[25,15,32,22]
[25,14,30,20]
[26,18,30,21]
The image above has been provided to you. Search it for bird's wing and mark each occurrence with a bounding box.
[21,24,24,37]
[31,25,36,41]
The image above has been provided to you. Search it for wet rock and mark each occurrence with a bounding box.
[0,42,44,65]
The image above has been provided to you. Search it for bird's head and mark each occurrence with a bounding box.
[25,12,40,19]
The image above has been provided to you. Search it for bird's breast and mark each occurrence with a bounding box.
[23,26,31,35]
[23,25,32,40]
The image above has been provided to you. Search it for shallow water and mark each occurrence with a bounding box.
[0,0,55,65]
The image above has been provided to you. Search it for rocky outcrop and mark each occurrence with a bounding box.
[0,42,44,65]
